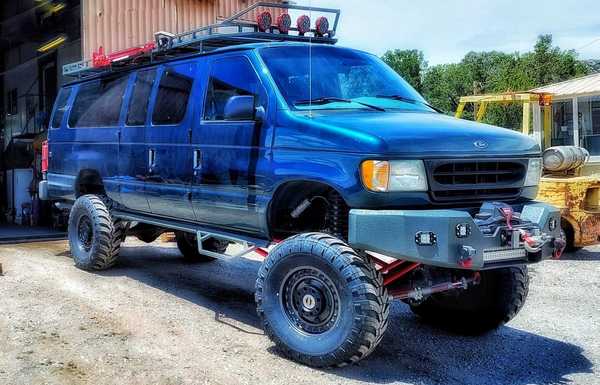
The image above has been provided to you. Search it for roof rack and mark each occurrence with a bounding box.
[63,2,341,78]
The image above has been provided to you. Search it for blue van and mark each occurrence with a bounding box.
[41,3,565,367]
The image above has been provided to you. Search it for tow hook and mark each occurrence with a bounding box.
[519,229,551,254]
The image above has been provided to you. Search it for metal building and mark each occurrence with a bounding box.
[532,73,600,165]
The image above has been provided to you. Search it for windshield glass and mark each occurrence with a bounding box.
[259,45,433,112]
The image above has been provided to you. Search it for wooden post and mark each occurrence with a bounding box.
[0,263,3,276]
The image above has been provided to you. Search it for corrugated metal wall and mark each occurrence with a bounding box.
[81,0,283,59]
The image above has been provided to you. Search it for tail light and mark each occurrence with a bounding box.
[42,140,49,173]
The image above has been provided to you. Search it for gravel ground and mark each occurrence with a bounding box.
[0,238,598,385]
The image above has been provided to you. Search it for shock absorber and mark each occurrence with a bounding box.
[327,192,348,240]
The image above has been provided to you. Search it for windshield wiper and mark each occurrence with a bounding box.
[295,97,385,112]
[376,94,444,113]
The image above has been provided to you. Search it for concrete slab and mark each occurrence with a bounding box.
[0,224,66,244]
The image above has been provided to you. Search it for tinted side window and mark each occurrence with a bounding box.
[68,75,128,127]
[204,57,265,121]
[127,69,156,126]
[51,88,71,128]
[152,64,194,125]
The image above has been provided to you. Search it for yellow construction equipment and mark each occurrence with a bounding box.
[456,92,600,250]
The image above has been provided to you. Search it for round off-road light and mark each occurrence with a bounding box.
[297,14,311,35]
[256,11,272,32]
[277,13,292,34]
[315,16,329,36]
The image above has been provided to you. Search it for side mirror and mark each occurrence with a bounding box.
[224,95,257,121]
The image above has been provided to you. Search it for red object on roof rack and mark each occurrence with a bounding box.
[91,42,155,69]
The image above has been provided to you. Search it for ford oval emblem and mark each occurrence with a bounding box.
[474,140,489,149]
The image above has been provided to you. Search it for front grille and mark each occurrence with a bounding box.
[427,159,527,203]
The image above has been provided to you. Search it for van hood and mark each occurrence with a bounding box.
[297,110,540,157]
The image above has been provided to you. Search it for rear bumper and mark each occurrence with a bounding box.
[348,202,563,270]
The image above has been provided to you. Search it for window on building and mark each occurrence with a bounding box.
[551,101,574,147]
[203,57,265,121]
[579,96,600,156]
[127,69,156,126]
[68,75,129,127]
[51,88,71,128]
[151,65,194,125]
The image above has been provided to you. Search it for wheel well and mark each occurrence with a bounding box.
[74,169,105,197]
[268,181,349,240]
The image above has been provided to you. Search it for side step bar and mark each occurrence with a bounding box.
[112,210,271,260]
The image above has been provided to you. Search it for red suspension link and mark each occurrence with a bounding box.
[369,254,421,287]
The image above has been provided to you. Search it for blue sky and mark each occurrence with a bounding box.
[293,0,600,65]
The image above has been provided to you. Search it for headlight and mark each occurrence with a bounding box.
[361,160,428,192]
[524,158,543,187]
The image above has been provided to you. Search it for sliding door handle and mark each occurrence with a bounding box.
[148,149,156,172]
[193,149,202,170]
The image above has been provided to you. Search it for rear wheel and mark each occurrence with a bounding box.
[175,231,228,262]
[255,233,390,367]
[68,195,123,270]
[410,265,529,334]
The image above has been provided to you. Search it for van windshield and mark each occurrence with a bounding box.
[259,45,434,112]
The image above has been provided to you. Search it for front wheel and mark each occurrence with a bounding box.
[410,265,529,334]
[255,233,390,367]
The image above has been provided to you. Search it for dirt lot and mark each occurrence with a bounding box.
[0,238,598,385]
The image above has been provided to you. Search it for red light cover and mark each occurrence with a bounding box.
[315,16,329,36]
[256,11,272,32]
[296,15,311,35]
[277,13,292,34]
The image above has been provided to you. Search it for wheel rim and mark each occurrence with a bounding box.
[77,215,93,252]
[281,267,340,334]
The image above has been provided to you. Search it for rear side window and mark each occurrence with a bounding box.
[204,56,265,121]
[152,64,194,125]
[127,69,156,126]
[68,75,129,128]
[50,88,71,128]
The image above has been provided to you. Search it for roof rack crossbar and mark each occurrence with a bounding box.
[63,2,340,79]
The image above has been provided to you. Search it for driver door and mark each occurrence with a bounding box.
[191,55,268,233]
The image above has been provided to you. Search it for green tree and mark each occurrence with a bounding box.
[416,34,590,127]
[381,49,427,92]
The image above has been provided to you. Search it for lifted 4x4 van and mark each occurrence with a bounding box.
[41,3,566,367]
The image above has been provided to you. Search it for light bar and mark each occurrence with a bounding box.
[38,35,67,52]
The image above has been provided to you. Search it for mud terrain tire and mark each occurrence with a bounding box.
[255,233,390,367]
[410,265,529,334]
[68,195,123,270]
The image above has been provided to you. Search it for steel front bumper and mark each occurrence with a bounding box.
[348,202,563,270]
